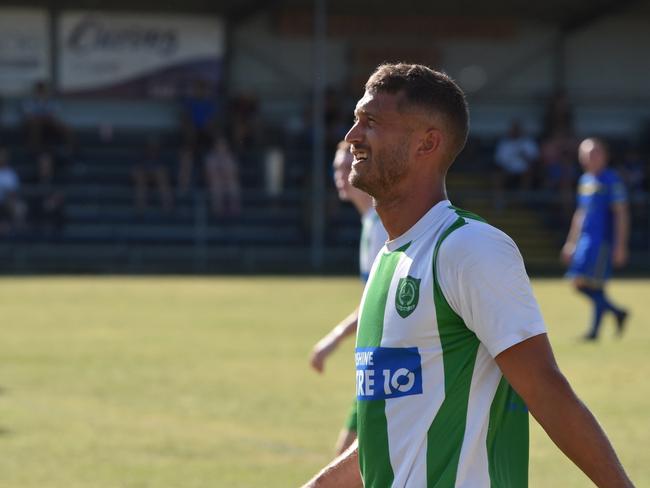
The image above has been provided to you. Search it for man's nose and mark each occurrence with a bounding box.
[345,122,362,145]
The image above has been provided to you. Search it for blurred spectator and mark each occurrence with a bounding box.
[22,81,73,153]
[178,79,221,195]
[540,131,579,188]
[29,152,66,235]
[283,105,313,190]
[228,93,261,155]
[540,130,579,224]
[204,134,241,217]
[132,136,174,214]
[284,105,312,149]
[493,120,539,208]
[542,90,574,139]
[539,90,579,221]
[0,147,27,234]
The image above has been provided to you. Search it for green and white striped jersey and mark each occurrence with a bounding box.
[355,200,546,488]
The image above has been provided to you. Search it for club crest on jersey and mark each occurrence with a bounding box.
[355,347,423,400]
[395,276,420,318]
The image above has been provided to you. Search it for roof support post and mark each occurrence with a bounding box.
[310,0,327,270]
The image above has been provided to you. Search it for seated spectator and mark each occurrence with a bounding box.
[0,147,27,234]
[22,81,73,153]
[541,90,574,139]
[228,93,261,157]
[204,135,241,217]
[132,136,174,214]
[540,130,580,225]
[493,120,539,208]
[540,131,578,186]
[178,79,221,195]
[29,152,66,235]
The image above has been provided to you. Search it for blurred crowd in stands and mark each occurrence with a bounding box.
[132,79,250,217]
[0,80,649,240]
[0,81,70,237]
[493,92,649,227]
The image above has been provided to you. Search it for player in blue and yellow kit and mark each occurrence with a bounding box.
[562,138,630,340]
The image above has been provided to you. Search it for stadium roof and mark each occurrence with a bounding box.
[3,0,648,27]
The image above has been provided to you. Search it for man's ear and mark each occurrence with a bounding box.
[417,128,442,157]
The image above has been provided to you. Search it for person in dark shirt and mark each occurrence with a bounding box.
[178,79,221,194]
[22,81,73,153]
[132,136,174,213]
[30,152,66,235]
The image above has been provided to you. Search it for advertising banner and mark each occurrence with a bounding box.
[59,12,224,97]
[0,8,50,95]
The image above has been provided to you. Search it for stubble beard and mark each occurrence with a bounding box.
[350,143,409,200]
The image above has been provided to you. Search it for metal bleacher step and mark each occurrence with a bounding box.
[62,221,303,246]
[65,203,303,224]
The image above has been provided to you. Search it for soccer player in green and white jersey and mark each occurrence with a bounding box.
[302,64,633,488]
[310,140,388,454]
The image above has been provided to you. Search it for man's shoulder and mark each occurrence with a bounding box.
[445,217,512,244]
[446,205,487,223]
[437,217,518,265]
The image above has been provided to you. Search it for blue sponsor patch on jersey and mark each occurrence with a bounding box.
[355,347,423,400]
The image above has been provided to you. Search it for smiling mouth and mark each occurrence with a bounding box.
[352,150,369,165]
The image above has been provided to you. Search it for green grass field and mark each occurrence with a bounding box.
[0,277,648,487]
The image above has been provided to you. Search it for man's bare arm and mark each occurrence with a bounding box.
[310,308,359,373]
[496,334,634,487]
[301,441,362,488]
[561,208,585,265]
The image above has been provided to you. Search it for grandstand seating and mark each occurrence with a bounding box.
[0,127,353,272]
[0,127,647,273]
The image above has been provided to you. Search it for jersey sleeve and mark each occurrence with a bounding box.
[436,222,547,358]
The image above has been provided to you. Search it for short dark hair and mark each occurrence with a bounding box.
[365,63,469,159]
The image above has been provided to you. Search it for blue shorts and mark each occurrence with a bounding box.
[566,235,612,285]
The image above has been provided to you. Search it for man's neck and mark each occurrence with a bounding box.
[374,183,447,240]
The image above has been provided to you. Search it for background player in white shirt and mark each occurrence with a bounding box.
[302,63,633,488]
[310,140,388,454]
